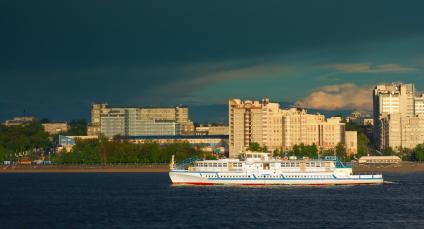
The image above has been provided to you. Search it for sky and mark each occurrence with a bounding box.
[1,0,424,122]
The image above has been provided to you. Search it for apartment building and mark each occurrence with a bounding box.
[229,98,355,158]
[373,83,424,150]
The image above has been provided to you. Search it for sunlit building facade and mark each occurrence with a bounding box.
[373,83,424,150]
[229,98,356,158]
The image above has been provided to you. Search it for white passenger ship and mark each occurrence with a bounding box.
[169,152,383,185]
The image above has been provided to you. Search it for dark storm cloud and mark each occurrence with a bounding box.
[0,0,424,120]
[2,0,424,69]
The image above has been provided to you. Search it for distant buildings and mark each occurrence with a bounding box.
[58,135,99,152]
[373,83,424,151]
[3,116,37,126]
[87,103,194,138]
[127,135,228,152]
[42,122,69,135]
[228,98,357,158]
[195,124,229,136]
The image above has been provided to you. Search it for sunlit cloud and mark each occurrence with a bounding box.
[296,83,372,112]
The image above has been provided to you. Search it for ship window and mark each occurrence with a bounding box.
[213,163,217,167]
[223,163,227,167]
[247,154,252,158]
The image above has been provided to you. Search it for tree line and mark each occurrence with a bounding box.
[52,138,214,164]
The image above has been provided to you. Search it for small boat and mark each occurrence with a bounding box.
[169,152,383,185]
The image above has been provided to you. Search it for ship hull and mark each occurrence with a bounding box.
[169,170,384,185]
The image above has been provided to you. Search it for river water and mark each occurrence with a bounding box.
[0,172,423,228]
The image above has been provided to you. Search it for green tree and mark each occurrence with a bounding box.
[321,149,335,157]
[335,143,347,161]
[66,119,87,136]
[382,147,396,156]
[247,142,266,152]
[356,132,369,157]
[0,122,51,156]
[414,144,424,161]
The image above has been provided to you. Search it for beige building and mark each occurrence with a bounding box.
[345,131,358,155]
[229,98,283,157]
[373,83,424,150]
[195,125,229,136]
[42,122,69,135]
[380,113,424,150]
[229,98,356,158]
[3,116,37,126]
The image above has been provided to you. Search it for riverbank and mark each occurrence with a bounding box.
[1,162,423,173]
[353,162,424,173]
[352,162,424,173]
[0,164,169,173]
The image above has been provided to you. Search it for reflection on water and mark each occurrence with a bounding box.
[0,172,422,228]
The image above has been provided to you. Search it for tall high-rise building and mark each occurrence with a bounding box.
[229,98,355,158]
[373,83,424,150]
[88,103,194,138]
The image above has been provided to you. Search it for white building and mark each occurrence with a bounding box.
[89,103,193,137]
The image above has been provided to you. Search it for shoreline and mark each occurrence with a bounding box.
[353,162,424,173]
[0,164,169,173]
[1,162,423,173]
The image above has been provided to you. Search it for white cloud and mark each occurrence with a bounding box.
[296,83,372,112]
[327,63,417,73]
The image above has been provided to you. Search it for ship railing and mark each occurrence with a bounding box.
[176,157,200,170]
[335,161,353,168]
[353,171,382,175]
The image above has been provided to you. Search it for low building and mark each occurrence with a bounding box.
[57,135,99,152]
[362,118,374,126]
[358,156,401,164]
[3,116,37,126]
[345,131,358,155]
[42,122,69,135]
[126,135,229,153]
[195,125,229,136]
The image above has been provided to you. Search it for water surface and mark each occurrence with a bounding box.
[0,172,423,228]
